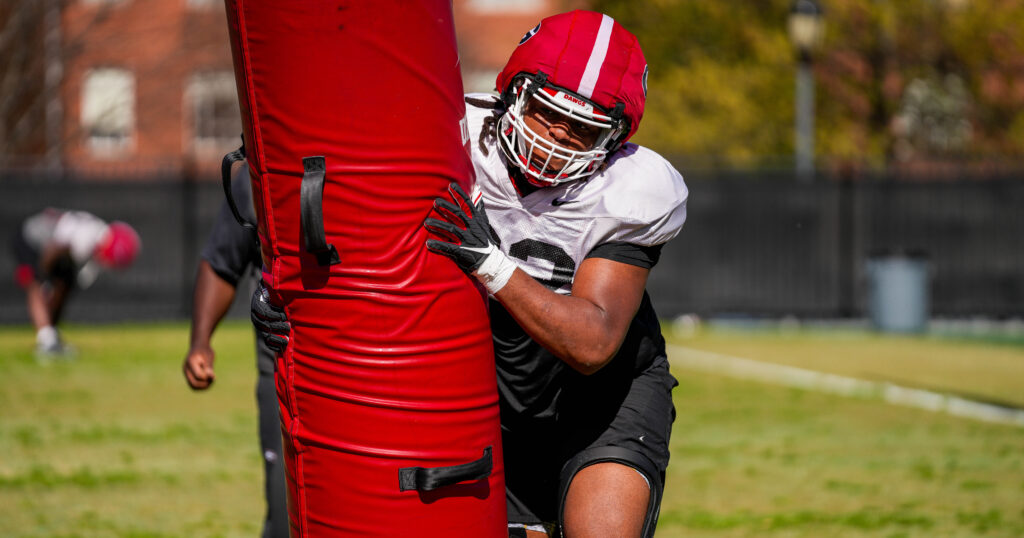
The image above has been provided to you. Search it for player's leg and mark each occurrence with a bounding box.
[46,276,72,327]
[13,231,50,332]
[255,337,289,538]
[24,280,51,331]
[30,276,74,357]
[557,357,677,538]
[562,460,649,537]
[559,448,662,538]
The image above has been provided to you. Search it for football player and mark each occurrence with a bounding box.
[424,10,687,538]
[12,208,140,358]
[181,164,288,538]
[252,10,687,538]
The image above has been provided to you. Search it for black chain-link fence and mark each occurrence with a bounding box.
[648,171,1024,319]
[2,167,1022,324]
[0,168,235,323]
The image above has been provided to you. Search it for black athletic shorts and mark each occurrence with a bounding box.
[11,229,75,285]
[12,229,38,272]
[502,356,677,526]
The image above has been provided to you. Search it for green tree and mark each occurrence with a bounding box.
[590,0,1024,171]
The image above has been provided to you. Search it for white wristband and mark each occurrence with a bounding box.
[471,244,518,294]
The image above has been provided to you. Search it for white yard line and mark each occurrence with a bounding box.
[667,344,1024,428]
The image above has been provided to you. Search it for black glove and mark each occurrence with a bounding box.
[424,182,494,273]
[250,283,290,352]
[424,182,517,293]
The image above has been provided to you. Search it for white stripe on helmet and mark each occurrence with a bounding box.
[577,14,615,99]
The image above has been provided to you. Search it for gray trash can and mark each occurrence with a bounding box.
[866,249,930,333]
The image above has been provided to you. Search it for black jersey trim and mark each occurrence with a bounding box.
[586,242,662,269]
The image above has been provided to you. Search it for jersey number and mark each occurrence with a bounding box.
[508,239,575,289]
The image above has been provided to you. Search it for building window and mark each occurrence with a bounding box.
[81,68,135,154]
[81,0,129,6]
[187,72,241,151]
[466,0,543,13]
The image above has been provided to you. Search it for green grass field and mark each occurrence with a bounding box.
[1,321,1022,537]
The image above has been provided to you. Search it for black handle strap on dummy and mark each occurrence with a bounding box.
[399,446,493,492]
[221,139,256,230]
[300,156,340,266]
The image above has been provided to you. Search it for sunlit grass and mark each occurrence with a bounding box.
[660,324,1024,537]
[665,323,1024,407]
[1,322,1022,537]
[0,321,264,538]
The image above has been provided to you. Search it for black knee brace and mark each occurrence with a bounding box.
[557,446,664,538]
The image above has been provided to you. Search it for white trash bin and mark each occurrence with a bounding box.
[866,250,930,333]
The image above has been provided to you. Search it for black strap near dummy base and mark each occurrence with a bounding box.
[399,446,493,492]
[300,156,340,266]
[221,141,256,230]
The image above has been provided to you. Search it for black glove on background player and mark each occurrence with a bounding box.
[424,182,517,294]
[251,283,290,352]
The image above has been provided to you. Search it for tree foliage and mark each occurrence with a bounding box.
[0,0,47,161]
[589,0,1024,171]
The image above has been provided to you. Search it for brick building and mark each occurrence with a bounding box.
[52,0,576,177]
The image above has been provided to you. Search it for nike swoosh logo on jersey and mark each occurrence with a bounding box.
[551,198,578,206]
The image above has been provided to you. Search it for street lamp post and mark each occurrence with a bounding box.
[788,0,823,182]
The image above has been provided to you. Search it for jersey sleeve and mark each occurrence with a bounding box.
[600,145,688,248]
[52,211,109,266]
[200,166,260,286]
[585,242,663,269]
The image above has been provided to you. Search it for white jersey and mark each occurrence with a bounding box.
[465,94,688,293]
[21,208,109,287]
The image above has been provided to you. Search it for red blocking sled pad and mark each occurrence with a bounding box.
[223,2,506,536]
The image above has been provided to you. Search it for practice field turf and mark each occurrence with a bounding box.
[1,322,1022,537]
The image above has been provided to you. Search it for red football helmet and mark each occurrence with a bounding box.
[496,10,648,186]
[95,221,140,269]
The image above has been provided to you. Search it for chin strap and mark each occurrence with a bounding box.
[607,102,628,152]
[503,71,549,109]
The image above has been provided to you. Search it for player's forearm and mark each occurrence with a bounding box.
[494,269,623,375]
[189,261,237,350]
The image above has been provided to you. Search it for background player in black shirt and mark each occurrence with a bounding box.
[181,166,288,538]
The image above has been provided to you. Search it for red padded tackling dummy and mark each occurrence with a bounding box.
[223,2,506,536]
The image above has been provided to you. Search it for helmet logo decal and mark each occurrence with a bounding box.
[642,64,649,97]
[561,92,589,110]
[519,23,541,45]
[577,14,615,99]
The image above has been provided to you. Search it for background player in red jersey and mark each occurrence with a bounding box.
[255,10,686,537]
[11,208,140,358]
